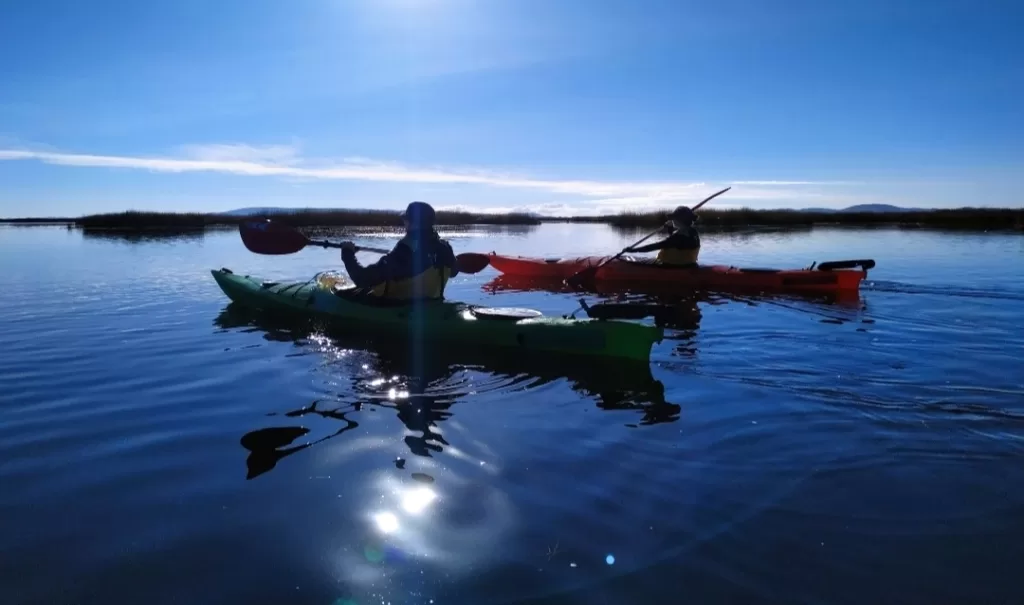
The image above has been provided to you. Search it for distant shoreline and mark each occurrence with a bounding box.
[1,207,1022,232]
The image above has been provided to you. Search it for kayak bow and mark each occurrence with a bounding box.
[210,268,663,362]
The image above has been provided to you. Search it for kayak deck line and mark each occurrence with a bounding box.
[210,268,663,363]
[487,253,876,294]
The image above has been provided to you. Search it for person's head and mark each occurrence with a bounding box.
[670,205,697,229]
[402,201,436,232]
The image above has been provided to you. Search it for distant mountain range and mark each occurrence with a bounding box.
[799,204,912,213]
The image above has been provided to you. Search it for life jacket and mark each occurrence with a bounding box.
[655,226,701,266]
[367,232,454,300]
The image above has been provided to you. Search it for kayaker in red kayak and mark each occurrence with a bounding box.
[623,206,701,266]
[338,201,459,300]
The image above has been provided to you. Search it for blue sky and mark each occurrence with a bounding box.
[1,0,1021,217]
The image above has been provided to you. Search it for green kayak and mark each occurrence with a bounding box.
[211,268,663,362]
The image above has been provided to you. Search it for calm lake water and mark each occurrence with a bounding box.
[2,223,1023,605]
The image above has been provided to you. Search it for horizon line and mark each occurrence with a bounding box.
[6,203,1024,222]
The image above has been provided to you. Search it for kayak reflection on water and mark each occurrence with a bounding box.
[483,272,863,308]
[214,304,681,480]
[483,274,709,331]
[484,272,864,331]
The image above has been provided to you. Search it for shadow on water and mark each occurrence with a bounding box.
[214,304,680,480]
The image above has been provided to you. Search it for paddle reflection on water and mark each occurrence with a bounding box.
[238,402,361,480]
[214,303,680,480]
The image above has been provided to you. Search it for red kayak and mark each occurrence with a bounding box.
[486,253,875,294]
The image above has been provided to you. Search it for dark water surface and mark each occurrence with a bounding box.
[2,224,1023,605]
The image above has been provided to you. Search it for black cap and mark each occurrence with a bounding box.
[402,201,436,227]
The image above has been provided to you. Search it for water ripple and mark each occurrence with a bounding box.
[3,226,1024,605]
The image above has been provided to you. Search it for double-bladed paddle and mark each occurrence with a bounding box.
[238,219,492,274]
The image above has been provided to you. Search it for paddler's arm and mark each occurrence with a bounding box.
[627,227,697,253]
[441,239,460,277]
[340,241,411,288]
[628,238,670,253]
[625,222,675,253]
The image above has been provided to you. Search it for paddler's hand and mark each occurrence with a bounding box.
[662,221,675,234]
[339,241,357,253]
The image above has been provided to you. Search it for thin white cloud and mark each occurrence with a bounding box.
[174,143,302,166]
[439,193,851,218]
[730,180,859,186]
[0,144,859,209]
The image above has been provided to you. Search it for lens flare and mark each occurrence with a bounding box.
[401,487,437,515]
[373,512,400,534]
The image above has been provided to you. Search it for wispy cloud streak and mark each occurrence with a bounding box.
[0,144,858,207]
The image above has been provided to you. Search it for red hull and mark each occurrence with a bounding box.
[486,254,872,294]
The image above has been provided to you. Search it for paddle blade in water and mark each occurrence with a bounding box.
[239,220,309,255]
[456,253,491,274]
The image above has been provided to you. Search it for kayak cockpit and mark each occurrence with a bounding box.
[319,271,549,321]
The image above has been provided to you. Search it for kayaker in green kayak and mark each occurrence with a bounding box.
[622,205,701,267]
[338,201,460,300]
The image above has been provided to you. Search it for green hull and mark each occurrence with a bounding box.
[210,268,662,362]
